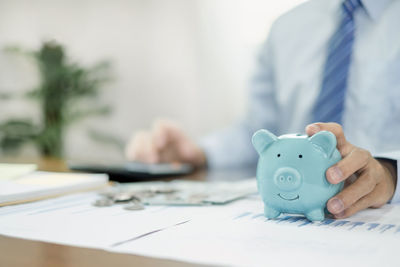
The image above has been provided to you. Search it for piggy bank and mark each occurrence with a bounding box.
[252,129,343,221]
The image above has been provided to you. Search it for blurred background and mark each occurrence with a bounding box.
[0,0,305,161]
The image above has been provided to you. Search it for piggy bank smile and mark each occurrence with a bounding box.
[277,193,299,201]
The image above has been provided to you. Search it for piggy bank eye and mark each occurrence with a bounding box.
[277,154,281,158]
[298,154,303,158]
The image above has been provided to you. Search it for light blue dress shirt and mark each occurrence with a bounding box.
[201,0,400,202]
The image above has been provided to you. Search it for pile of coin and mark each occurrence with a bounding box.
[92,188,179,210]
[92,191,145,210]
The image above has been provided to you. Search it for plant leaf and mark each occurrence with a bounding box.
[0,119,39,153]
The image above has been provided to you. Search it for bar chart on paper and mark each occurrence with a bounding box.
[232,209,400,235]
[2,192,399,267]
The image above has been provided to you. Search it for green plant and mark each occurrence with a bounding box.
[0,41,112,158]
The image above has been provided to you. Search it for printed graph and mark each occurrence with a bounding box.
[233,211,400,235]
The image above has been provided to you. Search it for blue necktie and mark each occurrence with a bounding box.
[312,0,362,124]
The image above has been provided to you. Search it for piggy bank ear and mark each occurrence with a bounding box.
[252,129,277,155]
[309,131,337,158]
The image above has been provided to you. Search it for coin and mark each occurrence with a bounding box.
[135,190,156,198]
[154,188,177,194]
[113,192,133,202]
[123,201,145,211]
[92,198,114,207]
[130,195,141,202]
[99,191,116,198]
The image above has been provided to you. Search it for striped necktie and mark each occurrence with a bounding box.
[312,0,363,124]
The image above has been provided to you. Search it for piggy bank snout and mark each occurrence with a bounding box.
[273,167,302,191]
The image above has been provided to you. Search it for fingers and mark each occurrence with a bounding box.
[152,120,195,159]
[151,119,205,164]
[332,191,378,219]
[152,119,182,149]
[326,148,371,184]
[332,179,390,218]
[152,122,167,149]
[304,123,396,219]
[327,171,376,215]
[326,158,396,218]
[125,119,207,166]
[305,122,348,153]
[326,148,376,218]
[125,130,159,163]
[125,119,182,163]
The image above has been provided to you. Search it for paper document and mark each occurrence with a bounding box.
[0,171,108,206]
[0,163,37,180]
[0,191,246,249]
[1,189,400,266]
[110,196,400,267]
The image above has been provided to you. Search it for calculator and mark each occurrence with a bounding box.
[68,161,194,182]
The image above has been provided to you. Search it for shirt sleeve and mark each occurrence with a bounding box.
[374,151,400,203]
[200,29,280,169]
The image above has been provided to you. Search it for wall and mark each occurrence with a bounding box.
[0,0,305,161]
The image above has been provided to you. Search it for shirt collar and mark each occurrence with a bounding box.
[360,0,394,20]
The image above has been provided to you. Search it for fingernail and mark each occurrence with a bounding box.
[328,166,343,183]
[329,198,344,213]
[307,124,320,134]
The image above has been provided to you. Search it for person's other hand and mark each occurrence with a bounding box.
[125,119,207,167]
[306,122,397,219]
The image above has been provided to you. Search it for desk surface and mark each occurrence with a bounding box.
[0,157,255,267]
[0,234,205,267]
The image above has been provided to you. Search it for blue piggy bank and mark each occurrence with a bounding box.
[252,129,343,221]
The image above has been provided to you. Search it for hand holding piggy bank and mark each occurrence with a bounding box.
[252,129,343,221]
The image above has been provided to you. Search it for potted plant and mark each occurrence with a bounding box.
[0,41,113,158]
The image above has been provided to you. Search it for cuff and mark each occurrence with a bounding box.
[374,151,400,203]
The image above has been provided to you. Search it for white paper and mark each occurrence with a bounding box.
[0,171,108,204]
[1,192,400,267]
[110,196,400,267]
[0,191,246,249]
[0,163,37,181]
